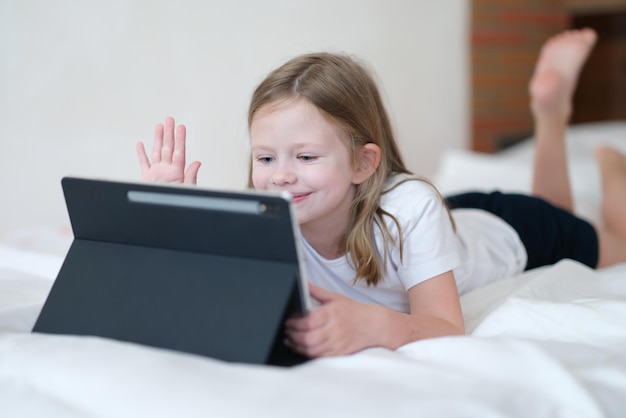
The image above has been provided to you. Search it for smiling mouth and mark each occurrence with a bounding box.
[290,193,311,203]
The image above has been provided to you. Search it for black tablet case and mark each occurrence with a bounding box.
[33,177,309,366]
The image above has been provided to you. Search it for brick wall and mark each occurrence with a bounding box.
[571,10,626,123]
[471,0,569,152]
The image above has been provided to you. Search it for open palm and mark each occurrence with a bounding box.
[136,117,201,184]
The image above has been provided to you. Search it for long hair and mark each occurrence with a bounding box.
[247,52,442,286]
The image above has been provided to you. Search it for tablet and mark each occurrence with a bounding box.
[33,177,311,366]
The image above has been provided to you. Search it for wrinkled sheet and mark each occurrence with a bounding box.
[3,121,626,417]
[1,244,625,418]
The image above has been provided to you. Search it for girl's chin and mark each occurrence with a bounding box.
[294,211,312,227]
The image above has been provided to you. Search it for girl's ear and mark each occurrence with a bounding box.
[353,143,381,184]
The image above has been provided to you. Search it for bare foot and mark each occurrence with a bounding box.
[529,28,597,122]
[595,145,626,237]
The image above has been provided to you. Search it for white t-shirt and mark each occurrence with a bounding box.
[300,174,526,313]
[451,208,526,294]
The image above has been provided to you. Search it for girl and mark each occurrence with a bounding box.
[137,28,626,358]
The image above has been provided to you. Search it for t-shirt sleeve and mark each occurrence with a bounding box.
[384,181,460,290]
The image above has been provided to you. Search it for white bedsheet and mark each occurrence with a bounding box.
[434,120,626,225]
[1,121,625,417]
[1,242,625,418]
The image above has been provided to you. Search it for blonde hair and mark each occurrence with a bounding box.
[247,52,443,286]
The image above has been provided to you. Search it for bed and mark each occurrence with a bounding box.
[1,121,625,417]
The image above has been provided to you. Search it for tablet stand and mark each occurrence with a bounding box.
[35,239,308,366]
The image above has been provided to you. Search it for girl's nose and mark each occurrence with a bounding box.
[271,164,297,186]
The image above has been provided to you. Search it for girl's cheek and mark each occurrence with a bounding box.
[251,171,264,190]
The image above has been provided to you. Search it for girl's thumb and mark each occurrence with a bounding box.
[308,283,336,304]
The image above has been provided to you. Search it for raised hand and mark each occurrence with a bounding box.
[136,117,202,184]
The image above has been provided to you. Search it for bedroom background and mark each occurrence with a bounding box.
[471,0,626,152]
[1,0,623,239]
[0,1,469,237]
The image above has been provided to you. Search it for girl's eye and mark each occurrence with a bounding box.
[256,156,274,164]
[298,155,317,162]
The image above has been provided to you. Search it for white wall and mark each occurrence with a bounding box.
[0,0,469,235]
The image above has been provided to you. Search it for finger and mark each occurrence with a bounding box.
[288,335,339,358]
[308,284,338,304]
[286,328,329,357]
[284,336,319,357]
[287,339,324,358]
[172,124,187,167]
[285,316,310,331]
[289,331,351,358]
[285,308,326,331]
[184,161,202,185]
[152,123,164,163]
[136,142,151,173]
[161,116,175,163]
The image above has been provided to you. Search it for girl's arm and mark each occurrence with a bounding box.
[285,270,464,358]
[136,116,201,184]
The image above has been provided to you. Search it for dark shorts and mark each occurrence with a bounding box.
[444,191,599,270]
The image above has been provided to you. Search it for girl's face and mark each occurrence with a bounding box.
[250,99,360,235]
